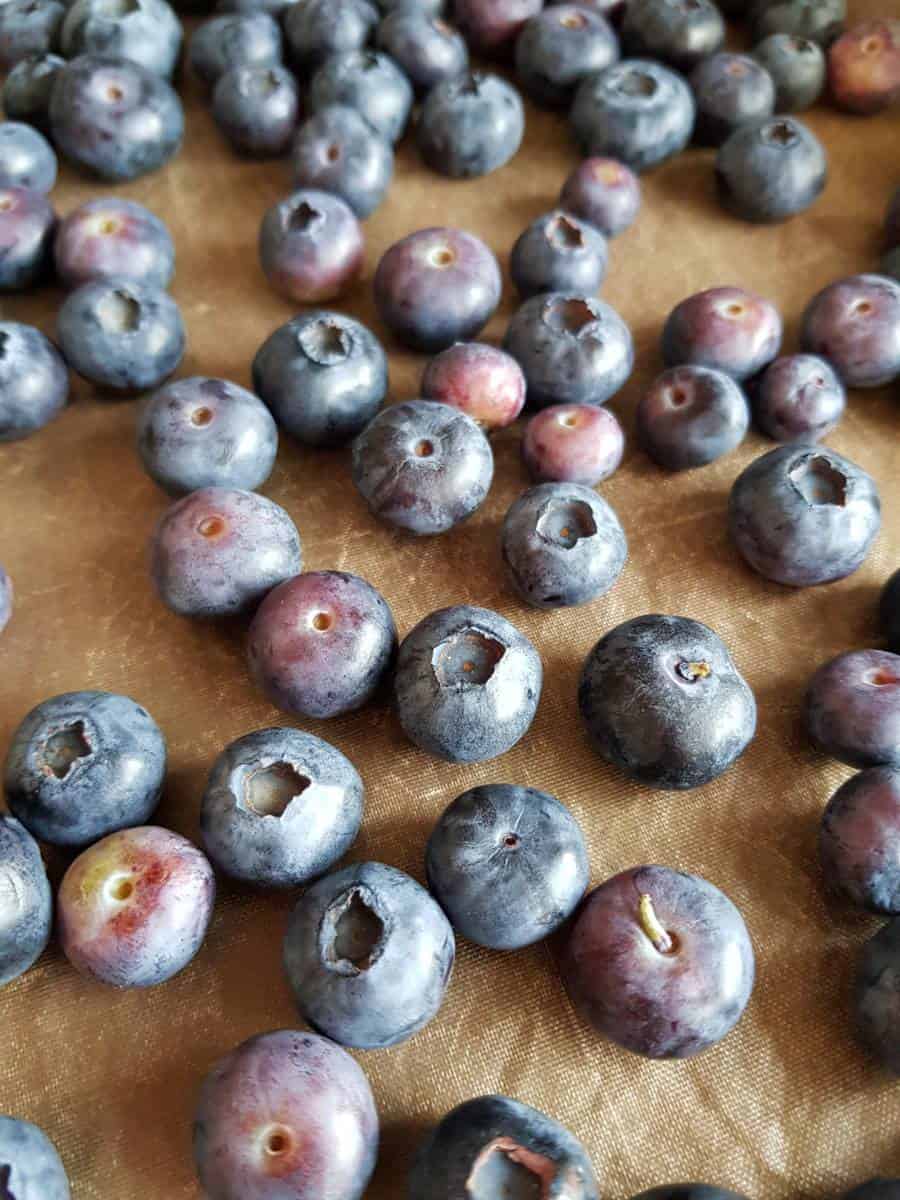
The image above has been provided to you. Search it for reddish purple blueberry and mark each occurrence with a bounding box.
[189,14,283,88]
[829,20,900,114]
[856,917,900,1074]
[0,1117,70,1199]
[715,116,827,224]
[510,210,608,300]
[805,650,900,769]
[0,184,55,291]
[0,321,68,441]
[0,815,51,987]
[689,52,776,147]
[562,864,756,1058]
[54,197,175,290]
[514,5,620,110]
[375,12,469,93]
[800,274,900,388]
[882,570,900,653]
[820,767,900,914]
[212,64,299,157]
[752,354,845,443]
[60,0,182,79]
[662,286,782,382]
[416,71,524,179]
[521,403,625,485]
[259,189,364,304]
[0,565,11,634]
[0,121,57,192]
[421,342,525,431]
[559,157,641,238]
[248,570,397,719]
[194,1030,379,1200]
[284,0,378,71]
[2,52,66,133]
[291,105,393,219]
[454,0,542,55]
[637,365,749,471]
[0,0,64,72]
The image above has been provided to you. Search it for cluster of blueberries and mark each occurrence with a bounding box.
[0,0,900,1196]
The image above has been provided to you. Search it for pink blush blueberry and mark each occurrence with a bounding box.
[828,20,900,114]
[559,156,641,238]
[259,189,364,305]
[522,404,624,485]
[662,286,782,381]
[800,274,900,389]
[421,343,525,430]
[54,197,174,290]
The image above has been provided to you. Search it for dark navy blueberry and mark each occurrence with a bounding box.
[352,399,493,535]
[752,354,845,443]
[291,104,392,219]
[753,33,825,111]
[689,53,775,147]
[881,248,900,284]
[410,1096,598,1200]
[394,604,542,763]
[376,11,468,93]
[800,274,900,389]
[189,14,282,88]
[0,185,54,291]
[54,197,175,290]
[716,115,827,223]
[856,918,900,1074]
[60,0,182,78]
[882,570,900,653]
[514,5,620,110]
[504,292,634,409]
[0,0,64,72]
[571,59,695,172]
[252,310,387,447]
[212,64,299,157]
[637,365,749,470]
[426,785,589,950]
[0,1117,70,1199]
[0,816,51,987]
[2,53,66,133]
[49,55,184,181]
[137,377,278,495]
[820,767,900,914]
[729,445,881,587]
[201,728,364,888]
[805,650,900,769]
[284,0,378,71]
[0,121,56,192]
[416,71,524,179]
[510,210,608,299]
[4,690,166,848]
[308,49,413,144]
[284,861,455,1049]
[57,279,185,394]
[632,1188,749,1200]
[750,0,845,47]
[579,614,757,789]
[559,156,641,238]
[502,482,627,609]
[0,321,68,440]
[0,566,10,634]
[622,0,724,72]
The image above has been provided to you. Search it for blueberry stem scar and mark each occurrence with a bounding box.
[638,893,674,954]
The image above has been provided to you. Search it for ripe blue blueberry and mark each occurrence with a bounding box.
[805,650,900,769]
[54,198,175,289]
[200,728,364,888]
[820,767,900,914]
[856,917,900,1074]
[662,286,782,381]
[212,64,299,157]
[716,116,827,223]
[752,354,845,443]
[0,321,68,441]
[0,184,55,290]
[284,0,378,71]
[4,690,166,847]
[394,604,542,763]
[284,861,455,1049]
[0,1117,70,1199]
[514,5,619,110]
[0,0,64,72]
[882,570,900,653]
[0,815,52,988]
[0,121,57,192]
[2,53,66,133]
[259,189,364,304]
[622,0,724,72]
[752,33,826,111]
[416,71,524,179]
[291,104,393,219]
[800,274,900,389]
[750,0,845,47]
[308,49,413,144]
[189,14,282,88]
[689,53,775,147]
[60,0,183,79]
[637,365,749,470]
[510,210,608,299]
[376,11,468,93]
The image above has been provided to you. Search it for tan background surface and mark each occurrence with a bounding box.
[1,3,899,1195]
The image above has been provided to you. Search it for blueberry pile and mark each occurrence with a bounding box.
[0,0,899,1197]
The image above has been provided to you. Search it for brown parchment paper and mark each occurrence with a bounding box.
[1,4,900,1195]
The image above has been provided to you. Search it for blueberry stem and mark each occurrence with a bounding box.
[638,893,673,954]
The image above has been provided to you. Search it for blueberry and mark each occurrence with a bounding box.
[378,0,443,12]
[212,64,299,157]
[800,274,900,388]
[805,650,900,769]
[504,292,634,409]
[752,33,825,111]
[886,187,900,249]
[248,570,397,719]
[309,49,413,144]
[750,0,845,47]
[194,1030,378,1200]
[259,189,364,304]
[881,248,900,284]
[843,1184,900,1200]
[0,565,11,634]
[632,1189,749,1200]
[662,286,782,381]
[562,864,755,1057]
[0,321,68,441]
[820,767,900,914]
[394,604,542,763]
[421,341,525,430]
[150,486,301,618]
[252,311,387,446]
[189,14,282,88]
[454,0,542,55]
[137,377,278,495]
[752,353,845,443]
[729,446,881,587]
[284,860,455,1049]
[514,5,619,110]
[502,482,627,609]
[200,728,363,888]
[689,53,775,147]
[637,365,749,470]
[376,12,468,93]
[522,403,625,485]
[622,0,724,72]
[510,210,608,299]
[571,59,695,172]
[374,227,501,351]
[0,816,51,988]
[0,121,56,192]
[57,279,185,394]
[352,400,493,535]
[409,1096,599,1200]
[2,53,66,133]
[0,184,55,291]
[58,825,215,988]
[715,115,827,223]
[579,614,757,789]
[60,0,182,79]
[0,1117,69,1199]
[4,690,166,847]
[49,55,184,181]
[0,0,64,72]
[856,917,900,1074]
[54,197,175,289]
[416,71,524,179]
[291,104,393,219]
[882,570,900,653]
[559,156,641,238]
[284,0,378,71]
